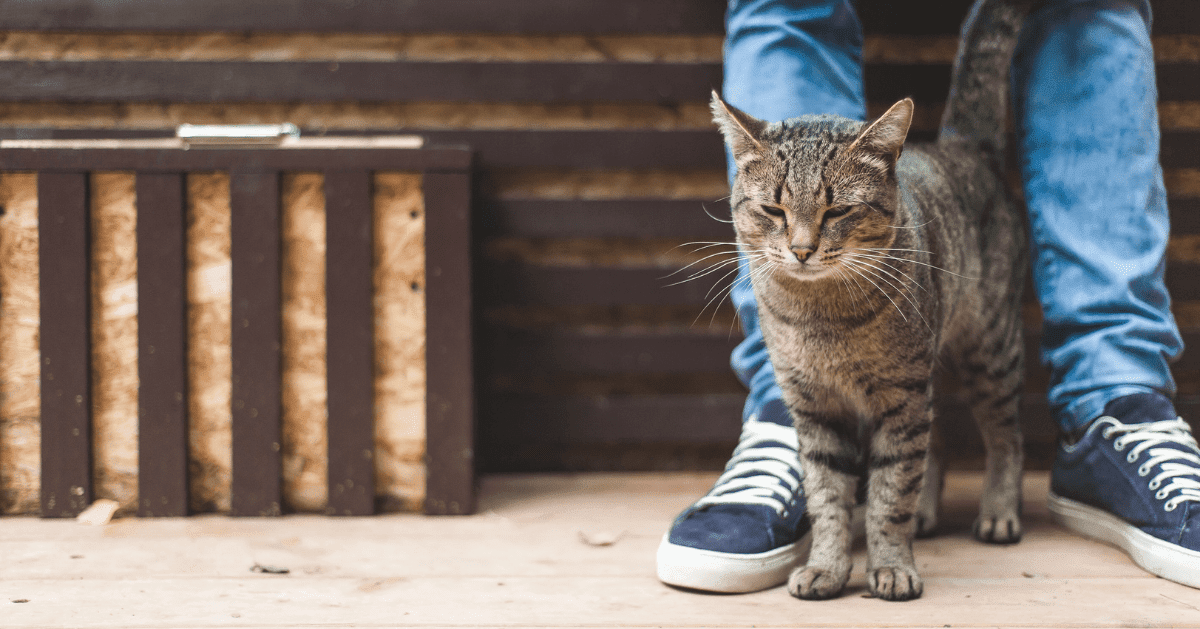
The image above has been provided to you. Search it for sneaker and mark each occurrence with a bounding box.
[1048,392,1200,589]
[656,415,810,593]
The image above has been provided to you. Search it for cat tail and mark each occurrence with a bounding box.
[936,0,1033,164]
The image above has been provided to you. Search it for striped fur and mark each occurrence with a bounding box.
[713,0,1029,601]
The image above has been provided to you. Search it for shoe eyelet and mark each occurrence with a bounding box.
[1126,452,1137,463]
[1164,501,1178,512]
[1138,465,1151,476]
[1155,489,1169,500]
[1113,439,1126,451]
[1149,479,1162,490]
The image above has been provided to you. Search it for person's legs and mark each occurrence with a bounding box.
[655,0,865,594]
[1015,0,1200,588]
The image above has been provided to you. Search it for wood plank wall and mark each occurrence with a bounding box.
[0,0,1193,475]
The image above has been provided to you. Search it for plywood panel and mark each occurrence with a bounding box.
[0,173,39,514]
[89,172,138,514]
[372,173,425,512]
[280,172,327,512]
[186,173,231,513]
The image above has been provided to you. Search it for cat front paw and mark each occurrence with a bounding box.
[868,565,923,601]
[787,565,849,600]
[973,513,1021,544]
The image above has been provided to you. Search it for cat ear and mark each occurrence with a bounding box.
[849,98,914,159]
[711,91,766,164]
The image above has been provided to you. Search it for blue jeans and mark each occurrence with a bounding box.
[724,0,1182,433]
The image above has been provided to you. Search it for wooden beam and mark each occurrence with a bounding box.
[37,171,93,517]
[423,170,475,516]
[229,170,283,517]
[323,170,375,516]
[135,171,189,517]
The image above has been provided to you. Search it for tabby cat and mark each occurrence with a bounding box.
[711,0,1030,601]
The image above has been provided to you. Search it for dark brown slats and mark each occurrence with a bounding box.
[0,0,727,34]
[0,0,1189,36]
[1160,131,1200,170]
[423,171,475,516]
[8,61,1192,105]
[135,172,189,517]
[482,263,1200,307]
[37,171,92,517]
[229,170,283,517]
[481,265,725,306]
[486,193,1200,240]
[483,330,741,375]
[324,170,375,516]
[0,146,470,173]
[483,394,745,443]
[1171,200,1200,234]
[0,61,722,104]
[481,199,734,240]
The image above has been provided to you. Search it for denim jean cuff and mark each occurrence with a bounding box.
[1057,384,1164,432]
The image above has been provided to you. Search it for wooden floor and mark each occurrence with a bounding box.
[3,471,1200,628]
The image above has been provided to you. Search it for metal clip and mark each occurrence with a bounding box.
[177,123,300,147]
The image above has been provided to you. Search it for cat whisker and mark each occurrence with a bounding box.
[888,219,935,230]
[841,258,908,323]
[661,248,755,282]
[843,257,932,333]
[664,253,768,287]
[694,260,772,328]
[701,201,735,225]
[853,249,980,280]
[841,253,927,293]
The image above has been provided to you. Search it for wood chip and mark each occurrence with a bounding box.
[577,530,624,547]
[75,499,120,525]
[251,563,290,574]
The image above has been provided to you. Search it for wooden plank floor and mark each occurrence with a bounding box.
[3,471,1200,628]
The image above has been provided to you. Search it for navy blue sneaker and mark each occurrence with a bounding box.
[656,415,810,592]
[1049,392,1200,589]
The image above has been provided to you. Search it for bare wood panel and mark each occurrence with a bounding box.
[324,170,375,516]
[229,170,282,517]
[135,171,188,517]
[37,171,92,516]
[423,171,474,516]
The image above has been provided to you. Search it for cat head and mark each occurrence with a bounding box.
[712,92,913,282]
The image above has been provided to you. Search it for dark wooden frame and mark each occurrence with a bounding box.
[4,140,474,517]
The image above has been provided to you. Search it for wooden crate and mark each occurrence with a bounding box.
[0,137,473,517]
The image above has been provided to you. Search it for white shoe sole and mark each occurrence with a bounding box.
[1047,490,1200,589]
[656,505,865,593]
[655,532,810,593]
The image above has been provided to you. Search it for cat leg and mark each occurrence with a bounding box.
[961,327,1024,544]
[786,413,858,600]
[914,439,943,537]
[865,386,933,601]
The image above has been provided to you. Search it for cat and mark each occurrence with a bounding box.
[710,0,1031,601]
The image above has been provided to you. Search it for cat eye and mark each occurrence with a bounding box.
[760,205,786,218]
[823,205,854,220]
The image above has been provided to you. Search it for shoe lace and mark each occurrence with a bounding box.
[1100,416,1200,512]
[694,416,802,516]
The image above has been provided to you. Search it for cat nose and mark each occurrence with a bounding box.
[791,246,814,262]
